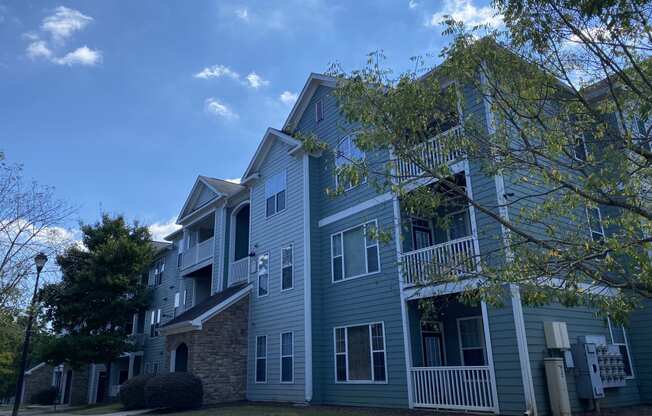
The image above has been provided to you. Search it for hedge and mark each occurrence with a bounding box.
[144,372,203,410]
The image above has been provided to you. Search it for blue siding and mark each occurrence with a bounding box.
[246,139,306,402]
[628,299,652,404]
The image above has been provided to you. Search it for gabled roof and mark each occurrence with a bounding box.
[160,283,251,335]
[177,176,245,223]
[282,73,337,132]
[151,241,172,254]
[241,127,303,181]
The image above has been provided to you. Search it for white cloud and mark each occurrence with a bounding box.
[149,217,181,242]
[245,72,269,89]
[225,178,242,184]
[427,0,502,28]
[26,40,53,59]
[42,6,93,43]
[194,64,240,80]
[279,90,298,105]
[235,7,249,21]
[409,0,419,9]
[53,46,102,66]
[204,97,238,119]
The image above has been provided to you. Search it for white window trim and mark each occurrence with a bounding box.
[315,98,324,123]
[457,316,486,366]
[335,133,367,192]
[607,317,635,379]
[330,220,381,283]
[257,252,270,298]
[420,320,447,366]
[265,170,287,219]
[333,321,388,384]
[586,206,605,241]
[280,331,294,384]
[255,335,267,384]
[281,244,294,292]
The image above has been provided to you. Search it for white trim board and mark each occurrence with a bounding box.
[318,192,393,228]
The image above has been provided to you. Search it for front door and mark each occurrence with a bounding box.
[421,321,445,366]
[412,218,433,250]
[96,372,107,403]
[63,370,72,404]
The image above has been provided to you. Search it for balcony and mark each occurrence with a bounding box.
[229,257,249,287]
[396,125,464,181]
[181,237,214,270]
[410,366,497,412]
[401,236,478,286]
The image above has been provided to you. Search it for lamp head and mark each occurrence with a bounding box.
[34,252,48,272]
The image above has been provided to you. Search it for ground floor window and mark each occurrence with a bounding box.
[255,335,267,383]
[457,316,486,366]
[280,332,293,383]
[334,322,386,383]
[608,317,635,378]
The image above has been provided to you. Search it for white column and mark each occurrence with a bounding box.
[481,301,501,414]
[127,354,135,379]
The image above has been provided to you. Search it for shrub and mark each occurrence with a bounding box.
[144,372,203,410]
[119,374,151,410]
[32,386,58,405]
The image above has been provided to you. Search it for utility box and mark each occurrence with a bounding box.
[573,340,605,399]
[545,322,571,349]
[544,357,571,416]
[597,344,627,388]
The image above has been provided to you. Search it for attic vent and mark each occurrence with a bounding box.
[315,99,324,123]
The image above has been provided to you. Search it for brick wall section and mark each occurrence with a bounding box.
[165,295,249,404]
[23,364,53,404]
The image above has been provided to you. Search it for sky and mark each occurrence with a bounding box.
[0,0,501,242]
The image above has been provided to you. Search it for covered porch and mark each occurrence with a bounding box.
[406,294,498,413]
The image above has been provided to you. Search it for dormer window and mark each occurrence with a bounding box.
[315,99,324,123]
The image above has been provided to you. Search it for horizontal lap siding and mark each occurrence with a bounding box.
[246,140,306,403]
[523,304,641,415]
[311,202,407,408]
[629,299,652,404]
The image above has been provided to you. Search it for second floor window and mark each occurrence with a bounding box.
[586,206,605,242]
[281,245,293,291]
[152,259,164,286]
[332,221,380,282]
[258,253,269,297]
[335,134,365,191]
[265,171,286,217]
[150,309,161,337]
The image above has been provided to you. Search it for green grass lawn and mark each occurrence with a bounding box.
[152,404,428,416]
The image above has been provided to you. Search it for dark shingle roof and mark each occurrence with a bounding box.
[162,282,248,327]
[199,176,244,196]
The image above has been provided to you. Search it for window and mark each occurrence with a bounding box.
[149,309,161,337]
[281,245,293,291]
[152,259,164,286]
[608,317,635,378]
[334,322,386,383]
[573,134,588,161]
[315,99,324,123]
[331,221,380,282]
[255,335,267,383]
[280,332,294,383]
[174,292,180,317]
[457,317,486,366]
[335,133,365,190]
[257,253,269,297]
[586,206,605,242]
[265,171,286,217]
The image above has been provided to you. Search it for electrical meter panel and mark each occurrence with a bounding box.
[573,336,627,399]
[596,344,626,388]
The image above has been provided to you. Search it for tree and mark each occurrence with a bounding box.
[317,0,652,321]
[40,215,153,401]
[0,154,74,309]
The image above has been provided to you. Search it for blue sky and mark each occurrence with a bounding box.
[0,0,499,240]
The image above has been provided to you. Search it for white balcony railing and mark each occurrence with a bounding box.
[411,366,497,412]
[401,236,477,286]
[229,257,249,286]
[396,125,464,180]
[181,237,214,270]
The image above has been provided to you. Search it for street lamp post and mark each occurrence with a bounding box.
[12,253,48,416]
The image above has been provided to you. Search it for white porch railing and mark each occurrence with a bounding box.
[401,236,477,285]
[229,257,249,286]
[411,366,497,412]
[181,237,214,270]
[396,125,464,180]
